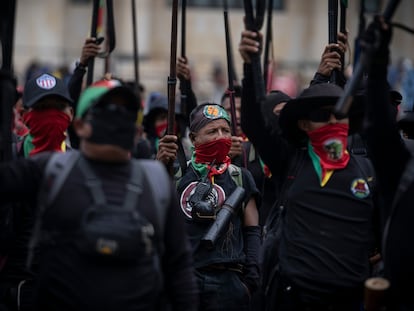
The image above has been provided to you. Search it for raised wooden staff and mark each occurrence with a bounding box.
[131,0,140,96]
[243,0,266,103]
[166,0,179,176]
[223,0,237,136]
[263,0,274,93]
[328,0,339,84]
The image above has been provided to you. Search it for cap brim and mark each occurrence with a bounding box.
[24,92,73,109]
[94,86,139,113]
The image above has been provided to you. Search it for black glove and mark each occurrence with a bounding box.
[242,225,261,293]
[360,15,392,74]
[189,180,215,222]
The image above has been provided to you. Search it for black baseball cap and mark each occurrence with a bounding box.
[22,73,73,109]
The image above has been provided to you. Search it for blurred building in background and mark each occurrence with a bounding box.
[12,0,414,102]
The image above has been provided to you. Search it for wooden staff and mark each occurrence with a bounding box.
[131,0,140,90]
[328,0,339,84]
[179,0,187,115]
[223,0,238,84]
[86,0,101,86]
[263,0,273,93]
[243,0,266,104]
[339,0,348,72]
[223,0,237,135]
[364,277,390,311]
[167,0,179,175]
[103,0,115,74]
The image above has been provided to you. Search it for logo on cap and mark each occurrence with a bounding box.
[36,74,56,90]
[203,104,230,121]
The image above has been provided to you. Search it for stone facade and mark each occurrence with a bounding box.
[13,0,414,98]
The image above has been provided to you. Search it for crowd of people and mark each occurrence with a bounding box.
[0,10,413,311]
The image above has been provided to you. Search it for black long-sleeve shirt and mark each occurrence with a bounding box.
[241,63,377,302]
[364,54,414,308]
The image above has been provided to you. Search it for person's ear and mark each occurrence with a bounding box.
[66,106,74,122]
[189,132,196,144]
[298,119,311,132]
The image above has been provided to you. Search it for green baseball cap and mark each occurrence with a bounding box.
[76,79,139,118]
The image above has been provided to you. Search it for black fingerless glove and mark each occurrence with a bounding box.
[242,225,261,293]
[360,15,392,75]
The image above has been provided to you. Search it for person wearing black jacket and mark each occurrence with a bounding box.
[0,79,198,311]
[363,17,414,311]
[239,29,379,311]
[0,72,74,311]
[176,103,261,311]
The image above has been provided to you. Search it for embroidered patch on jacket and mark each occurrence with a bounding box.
[350,178,370,199]
[179,182,225,219]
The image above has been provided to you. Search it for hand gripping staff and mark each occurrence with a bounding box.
[201,186,245,250]
[86,0,116,86]
[243,0,266,104]
[166,0,179,176]
[335,0,401,116]
[223,0,238,136]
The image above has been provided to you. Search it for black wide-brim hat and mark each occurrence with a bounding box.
[279,83,364,144]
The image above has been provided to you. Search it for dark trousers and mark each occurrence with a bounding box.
[195,268,251,311]
[272,275,363,311]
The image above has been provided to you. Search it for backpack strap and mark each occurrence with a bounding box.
[136,159,171,255]
[228,164,243,188]
[123,161,144,210]
[43,151,81,206]
[78,156,144,210]
[27,150,80,268]
[77,156,106,206]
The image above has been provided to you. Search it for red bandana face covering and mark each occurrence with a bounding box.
[194,137,232,164]
[155,121,168,138]
[23,109,70,156]
[307,123,350,170]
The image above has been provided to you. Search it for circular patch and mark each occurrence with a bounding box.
[203,104,230,122]
[36,73,56,90]
[323,138,344,161]
[179,182,226,219]
[350,178,370,199]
